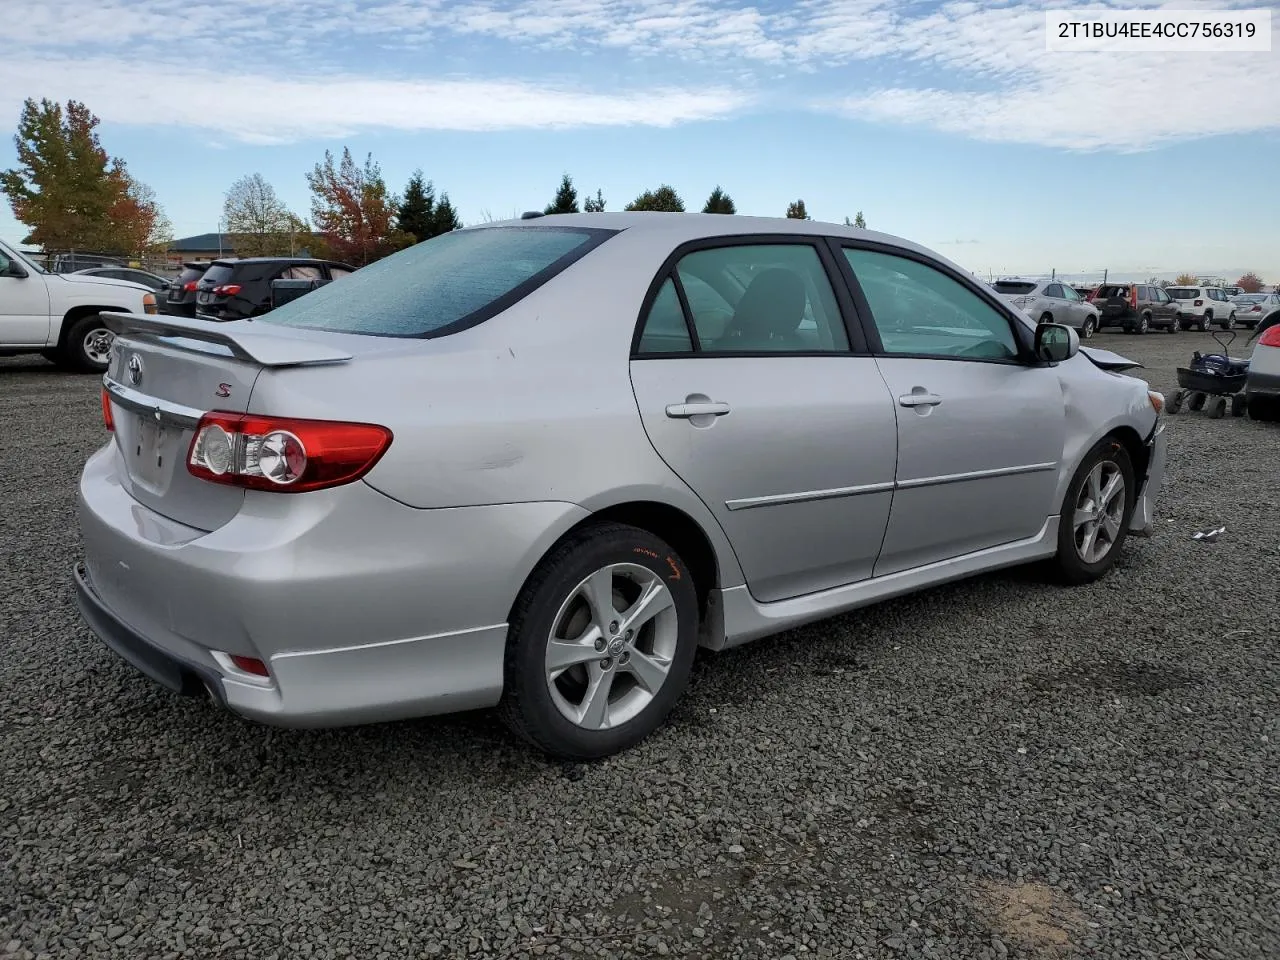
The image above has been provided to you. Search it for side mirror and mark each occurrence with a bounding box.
[1034,322,1079,364]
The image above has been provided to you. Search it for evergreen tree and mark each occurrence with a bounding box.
[432,192,462,234]
[396,170,436,242]
[702,186,736,214]
[786,199,810,220]
[583,189,606,213]
[544,173,579,214]
[625,185,685,212]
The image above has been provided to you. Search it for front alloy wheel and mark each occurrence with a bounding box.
[1052,437,1135,584]
[1073,460,1126,564]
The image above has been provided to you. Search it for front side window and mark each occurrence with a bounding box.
[844,248,1019,361]
[263,226,614,337]
[1060,284,1079,301]
[674,243,849,353]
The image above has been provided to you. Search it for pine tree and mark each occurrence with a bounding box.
[583,189,606,213]
[702,186,736,214]
[786,199,810,220]
[544,174,579,214]
[625,185,685,212]
[854,210,866,228]
[396,170,436,243]
[432,192,462,235]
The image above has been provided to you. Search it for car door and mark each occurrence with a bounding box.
[0,248,53,346]
[628,238,899,603]
[1057,282,1088,326]
[835,244,1067,577]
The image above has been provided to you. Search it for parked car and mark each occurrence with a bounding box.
[0,237,157,371]
[1072,286,1095,301]
[77,213,1168,760]
[992,278,1101,338]
[75,266,171,293]
[161,262,213,317]
[194,257,355,321]
[1165,286,1237,331]
[1244,313,1280,421]
[1091,282,1180,334]
[1230,293,1280,329]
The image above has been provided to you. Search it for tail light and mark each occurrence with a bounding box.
[101,387,114,431]
[212,284,242,296]
[1194,299,1203,306]
[1128,287,1138,309]
[183,281,198,292]
[230,655,270,677]
[143,293,158,315]
[187,412,393,493]
[1258,325,1280,348]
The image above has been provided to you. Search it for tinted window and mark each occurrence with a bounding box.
[1167,288,1197,299]
[283,265,324,280]
[177,266,206,284]
[636,278,693,353]
[674,244,848,353]
[200,265,235,285]
[1045,283,1063,299]
[263,227,612,337]
[328,267,353,278]
[992,281,1036,295]
[845,248,1018,361]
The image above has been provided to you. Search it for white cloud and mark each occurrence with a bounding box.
[0,59,749,143]
[2,0,1278,149]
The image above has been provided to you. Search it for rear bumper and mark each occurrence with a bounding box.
[1244,368,1280,398]
[74,443,588,727]
[1128,418,1168,537]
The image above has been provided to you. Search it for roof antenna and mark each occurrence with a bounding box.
[520,211,546,220]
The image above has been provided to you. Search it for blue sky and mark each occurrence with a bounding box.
[2,0,1277,280]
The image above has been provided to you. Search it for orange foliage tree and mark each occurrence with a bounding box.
[305,147,412,266]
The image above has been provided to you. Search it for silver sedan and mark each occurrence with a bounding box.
[75,213,1168,759]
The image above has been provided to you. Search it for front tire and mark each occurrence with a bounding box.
[60,314,114,373]
[1081,316,1097,339]
[1052,437,1135,585]
[1199,314,1212,332]
[498,522,700,760]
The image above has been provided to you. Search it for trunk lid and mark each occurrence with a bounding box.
[100,313,353,532]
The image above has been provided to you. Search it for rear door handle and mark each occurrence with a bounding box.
[898,392,943,408]
[666,401,731,419]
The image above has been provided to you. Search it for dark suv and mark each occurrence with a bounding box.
[161,262,213,317]
[1091,283,1180,334]
[194,257,355,321]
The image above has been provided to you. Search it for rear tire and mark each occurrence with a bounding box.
[1168,389,1186,414]
[1136,313,1150,334]
[1189,392,1207,412]
[1230,394,1247,418]
[498,522,701,760]
[1052,437,1135,585]
[60,314,114,373]
[1208,396,1227,419]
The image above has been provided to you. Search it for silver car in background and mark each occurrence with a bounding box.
[75,214,1168,759]
[991,278,1101,338]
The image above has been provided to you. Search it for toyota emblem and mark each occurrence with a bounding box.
[127,354,143,386]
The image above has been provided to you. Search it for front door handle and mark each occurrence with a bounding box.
[898,391,943,408]
[666,401,731,419]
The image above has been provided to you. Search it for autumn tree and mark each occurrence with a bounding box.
[544,174,579,215]
[625,185,685,212]
[1236,271,1264,293]
[306,147,412,265]
[1,98,168,255]
[1174,272,1197,286]
[583,189,606,213]
[786,199,810,220]
[223,173,306,256]
[702,186,736,214]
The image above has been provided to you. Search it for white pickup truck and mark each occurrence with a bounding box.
[0,237,158,372]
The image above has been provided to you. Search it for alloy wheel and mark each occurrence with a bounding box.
[544,563,679,730]
[1073,461,1126,564]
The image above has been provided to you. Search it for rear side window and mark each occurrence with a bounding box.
[636,279,693,353]
[263,226,614,337]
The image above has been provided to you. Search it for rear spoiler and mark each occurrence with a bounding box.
[102,312,352,367]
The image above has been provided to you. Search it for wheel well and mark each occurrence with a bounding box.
[1106,426,1149,487]
[563,502,719,616]
[58,306,125,347]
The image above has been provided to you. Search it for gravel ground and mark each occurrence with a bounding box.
[2,327,1277,960]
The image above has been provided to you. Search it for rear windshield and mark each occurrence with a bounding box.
[177,266,206,283]
[992,281,1037,295]
[200,264,235,285]
[1095,285,1129,298]
[1167,288,1198,299]
[262,226,615,337]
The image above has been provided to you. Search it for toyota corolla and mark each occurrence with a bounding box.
[75,213,1168,759]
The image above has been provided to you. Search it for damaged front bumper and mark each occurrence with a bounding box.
[1128,418,1168,537]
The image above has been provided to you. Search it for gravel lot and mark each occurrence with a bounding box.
[2,328,1277,960]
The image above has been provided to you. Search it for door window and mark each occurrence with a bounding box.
[1045,283,1063,299]
[635,242,849,354]
[284,265,324,280]
[1060,284,1080,301]
[843,248,1019,361]
[329,267,353,279]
